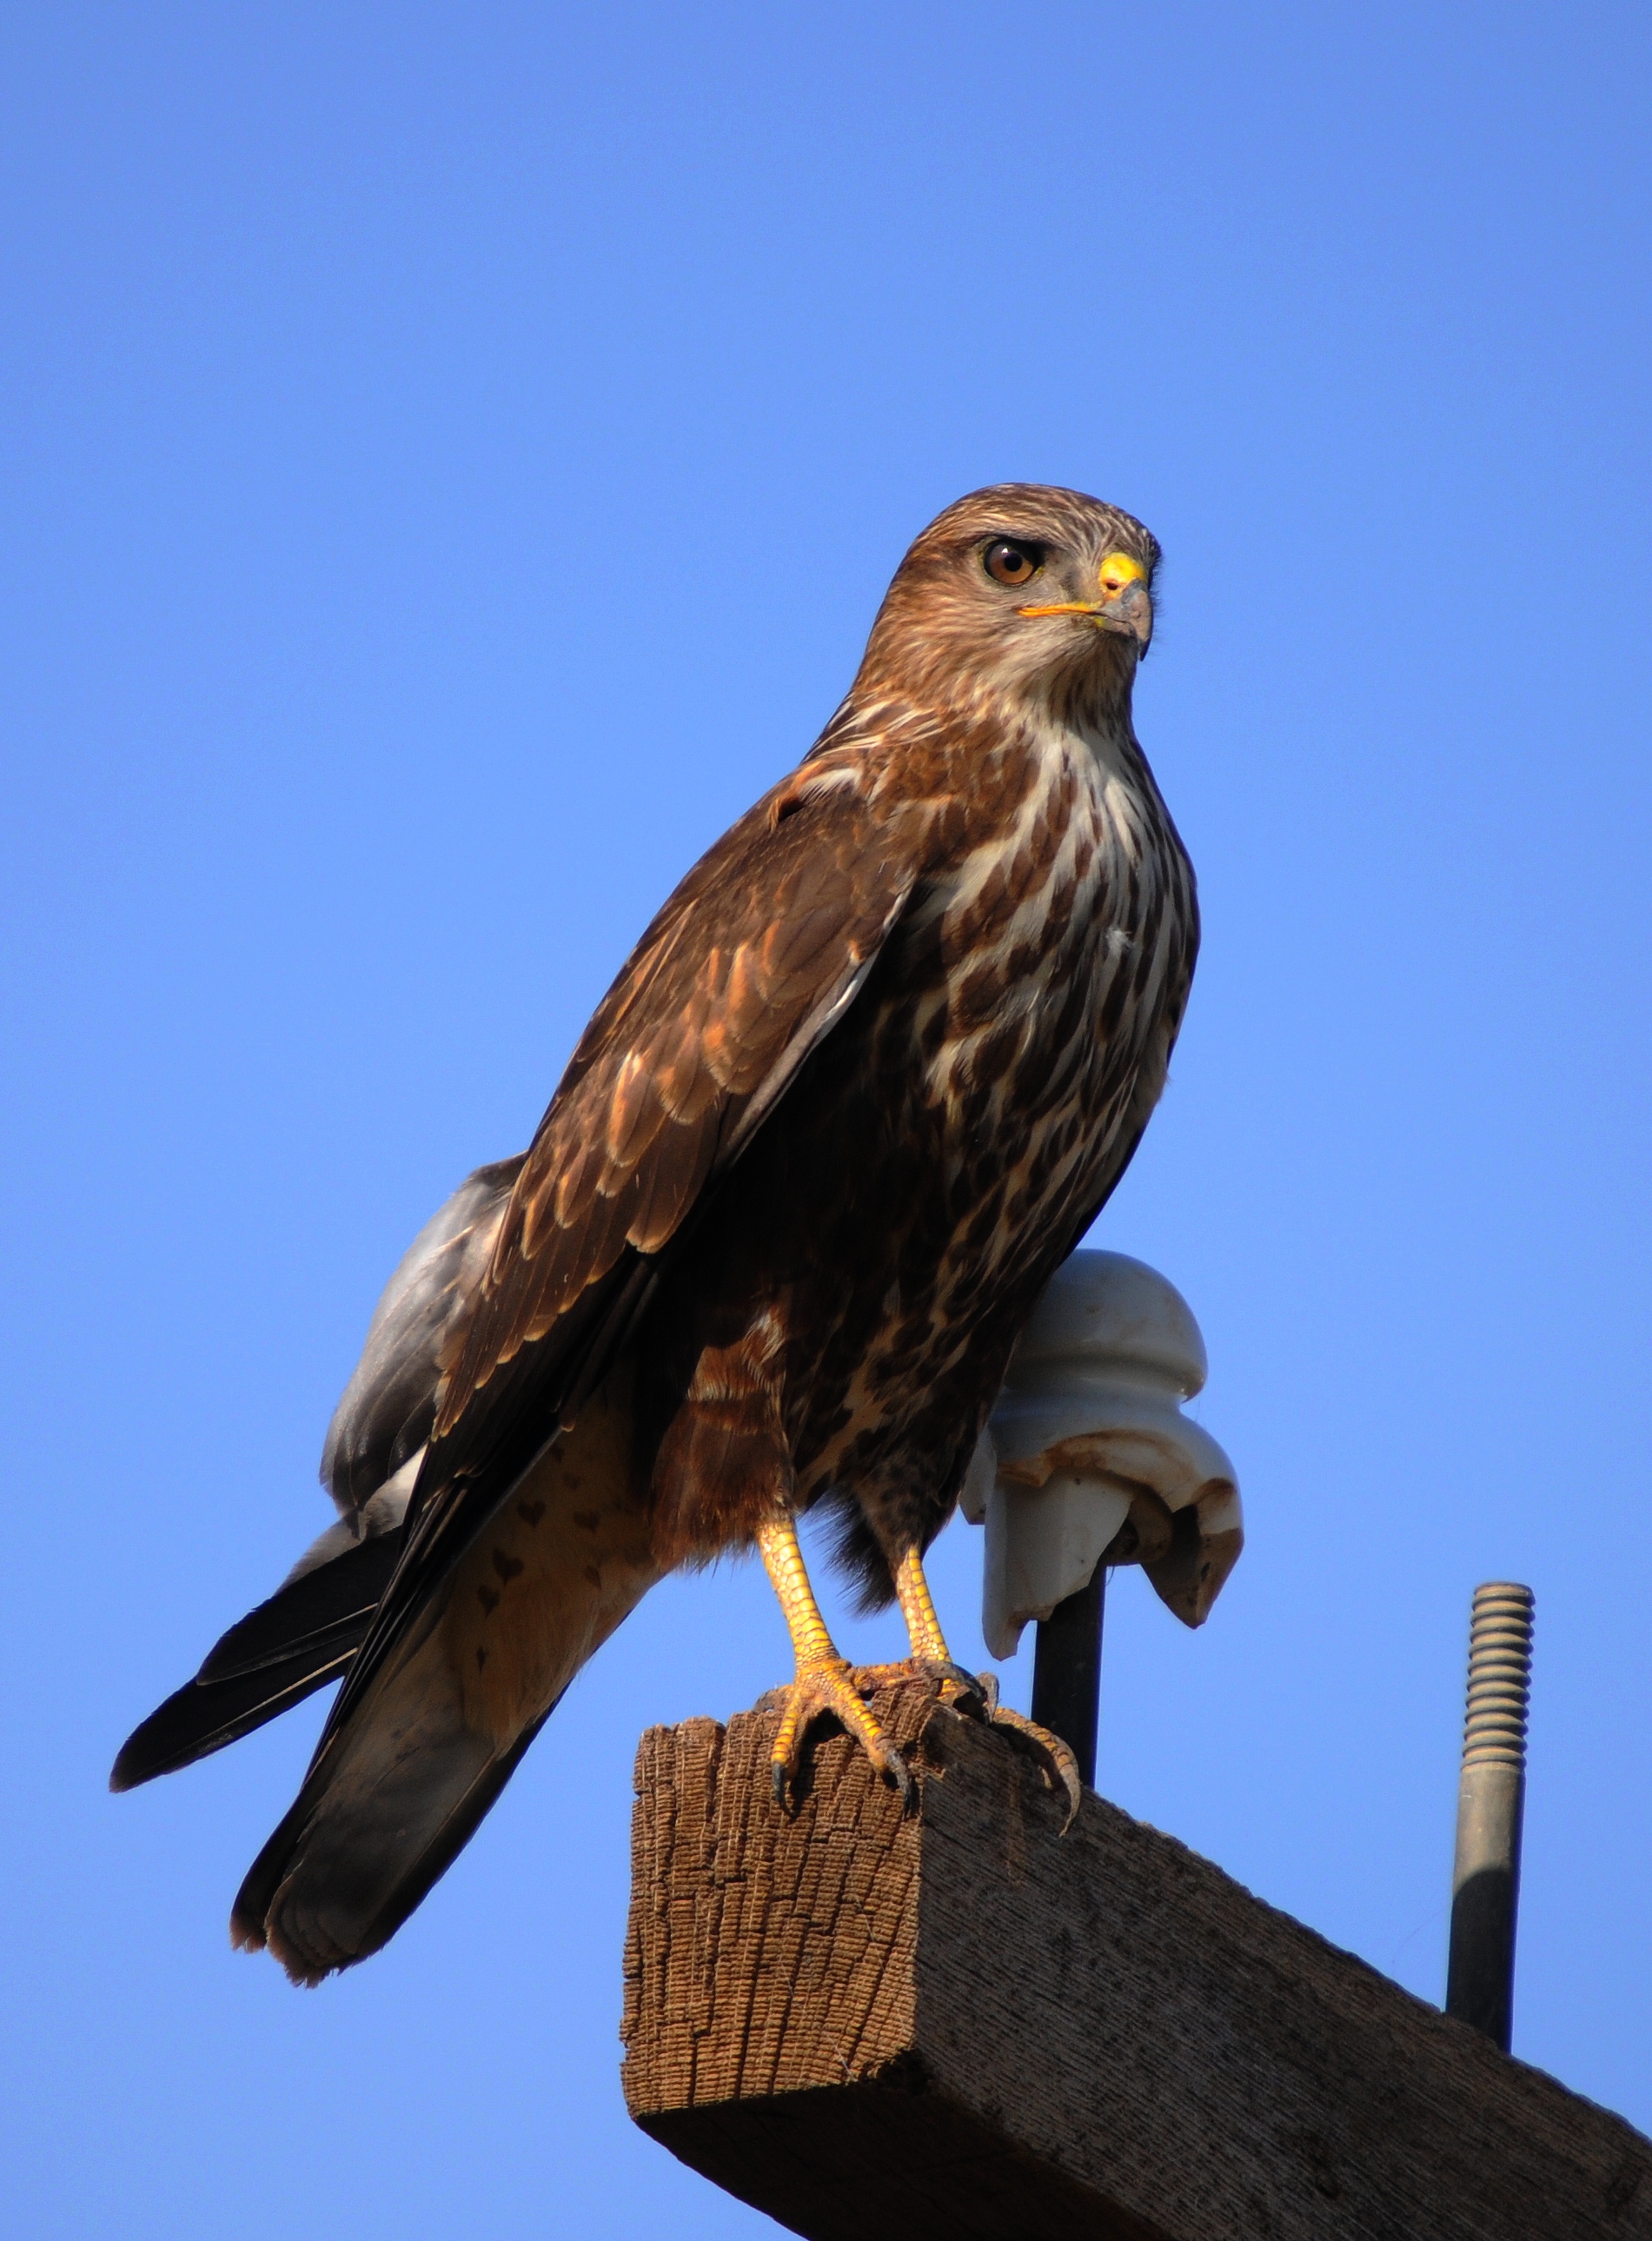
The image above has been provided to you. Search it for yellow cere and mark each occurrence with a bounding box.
[1098,551,1146,597]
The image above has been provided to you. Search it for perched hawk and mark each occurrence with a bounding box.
[114,485,1198,1983]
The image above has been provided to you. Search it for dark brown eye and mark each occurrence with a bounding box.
[983,539,1042,587]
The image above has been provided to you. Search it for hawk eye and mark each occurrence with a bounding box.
[983,539,1042,588]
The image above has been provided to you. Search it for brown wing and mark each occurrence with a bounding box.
[314,761,926,1746]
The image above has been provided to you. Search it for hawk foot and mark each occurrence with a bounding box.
[764,1656,913,1812]
[959,1679,1083,1832]
[848,1656,985,1706]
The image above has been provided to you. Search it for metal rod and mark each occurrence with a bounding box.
[1031,1562,1105,1788]
[1445,1581,1534,2053]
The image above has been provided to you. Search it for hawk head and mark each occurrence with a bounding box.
[858,483,1160,724]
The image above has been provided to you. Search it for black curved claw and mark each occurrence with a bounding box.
[1046,1751,1084,1833]
[936,1659,988,1704]
[984,1702,1083,1832]
[886,1750,914,1812]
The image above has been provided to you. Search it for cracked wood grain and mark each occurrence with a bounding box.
[620,1682,1652,2241]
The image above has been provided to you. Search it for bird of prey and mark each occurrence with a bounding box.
[114,484,1198,1984]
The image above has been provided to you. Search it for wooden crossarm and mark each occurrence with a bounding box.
[621,1684,1651,2241]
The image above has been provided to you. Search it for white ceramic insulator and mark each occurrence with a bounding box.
[962,1251,1242,1659]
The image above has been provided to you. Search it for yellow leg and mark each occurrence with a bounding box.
[847,1546,979,1693]
[756,1515,910,1806]
[892,1544,956,1666]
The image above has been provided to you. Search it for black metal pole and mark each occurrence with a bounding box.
[1445,1581,1534,2053]
[1031,1562,1105,1789]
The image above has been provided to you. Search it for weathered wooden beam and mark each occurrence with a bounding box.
[621,1683,1652,2241]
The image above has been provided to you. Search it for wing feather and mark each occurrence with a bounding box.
[321,1156,527,1513]
[109,1533,405,1789]
[309,774,927,1757]
[110,1159,527,1789]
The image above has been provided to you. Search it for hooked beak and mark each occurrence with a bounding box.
[1016,550,1153,653]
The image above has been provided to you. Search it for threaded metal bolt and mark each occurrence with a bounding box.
[1445,1582,1534,2051]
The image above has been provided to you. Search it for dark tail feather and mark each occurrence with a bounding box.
[229,1361,660,1983]
[230,1694,558,1984]
[109,1532,404,1792]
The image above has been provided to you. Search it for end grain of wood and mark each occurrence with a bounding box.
[621,1683,1652,2241]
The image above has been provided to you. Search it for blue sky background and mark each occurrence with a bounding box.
[3,6,1649,2234]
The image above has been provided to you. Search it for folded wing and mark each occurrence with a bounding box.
[322,770,924,1751]
[109,1156,525,1789]
[232,766,934,1978]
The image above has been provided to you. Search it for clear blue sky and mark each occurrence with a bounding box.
[3,7,1649,2234]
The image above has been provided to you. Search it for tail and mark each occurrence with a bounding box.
[110,1531,404,1792]
[229,1364,659,1983]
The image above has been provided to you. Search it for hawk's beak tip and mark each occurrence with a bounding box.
[1108,580,1153,652]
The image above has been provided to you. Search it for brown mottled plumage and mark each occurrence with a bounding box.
[115,485,1198,1982]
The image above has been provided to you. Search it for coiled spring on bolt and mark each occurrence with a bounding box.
[1462,1582,1535,1771]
